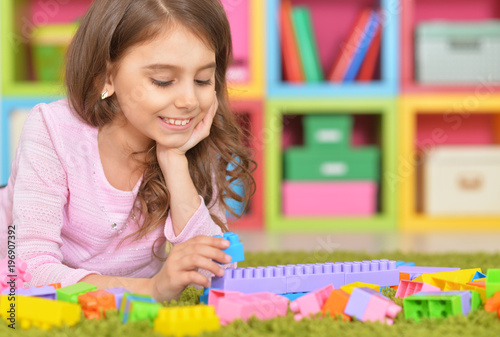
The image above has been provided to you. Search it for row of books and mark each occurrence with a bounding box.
[281,1,382,83]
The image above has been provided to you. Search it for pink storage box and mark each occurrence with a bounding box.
[222,0,249,82]
[30,0,93,24]
[282,181,377,216]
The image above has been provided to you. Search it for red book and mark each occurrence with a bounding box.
[327,9,371,82]
[357,21,382,81]
[281,0,304,82]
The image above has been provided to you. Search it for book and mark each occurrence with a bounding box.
[280,0,305,82]
[343,11,381,82]
[327,9,371,82]
[357,20,382,82]
[291,6,324,82]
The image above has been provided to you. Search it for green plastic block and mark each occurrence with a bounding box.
[486,269,500,298]
[119,293,154,322]
[304,115,353,149]
[56,282,97,303]
[404,295,462,322]
[128,301,162,326]
[470,290,481,311]
[283,146,380,181]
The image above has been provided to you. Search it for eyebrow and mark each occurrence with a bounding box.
[143,62,216,71]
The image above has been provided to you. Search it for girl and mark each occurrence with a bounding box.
[0,0,255,302]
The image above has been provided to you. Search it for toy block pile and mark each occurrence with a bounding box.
[1,234,500,335]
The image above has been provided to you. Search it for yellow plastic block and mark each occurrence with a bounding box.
[341,282,381,294]
[431,278,487,303]
[0,295,81,330]
[413,269,481,286]
[153,305,220,337]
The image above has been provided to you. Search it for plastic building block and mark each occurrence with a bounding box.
[0,294,81,330]
[212,266,287,294]
[486,269,500,299]
[154,305,220,337]
[391,272,411,290]
[413,268,481,287]
[396,266,460,277]
[56,282,97,303]
[0,257,32,292]
[208,288,244,309]
[48,283,61,289]
[344,260,399,287]
[280,292,308,301]
[217,292,289,325]
[321,289,351,321]
[485,292,500,313]
[1,285,56,300]
[341,282,381,294]
[290,284,333,321]
[78,290,117,320]
[471,271,487,282]
[344,287,401,324]
[395,280,440,298]
[105,287,130,309]
[404,292,465,321]
[285,263,345,293]
[213,232,244,263]
[200,288,210,304]
[396,261,415,267]
[415,291,474,316]
[120,293,160,324]
[431,278,487,303]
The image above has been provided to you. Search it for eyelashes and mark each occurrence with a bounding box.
[151,79,213,88]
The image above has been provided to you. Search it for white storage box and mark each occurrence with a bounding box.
[423,146,500,215]
[415,21,500,84]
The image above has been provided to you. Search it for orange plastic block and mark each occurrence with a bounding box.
[49,283,62,290]
[78,290,116,320]
[485,292,500,313]
[467,280,486,288]
[321,289,351,321]
[391,272,411,290]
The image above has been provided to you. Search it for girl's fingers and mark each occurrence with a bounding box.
[179,254,226,277]
[179,271,211,289]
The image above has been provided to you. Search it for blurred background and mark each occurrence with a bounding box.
[1,0,500,253]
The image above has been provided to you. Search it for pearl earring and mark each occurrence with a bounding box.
[101,89,109,100]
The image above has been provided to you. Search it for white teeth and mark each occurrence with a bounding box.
[169,119,175,124]
[181,120,188,126]
[161,117,191,126]
[175,120,182,126]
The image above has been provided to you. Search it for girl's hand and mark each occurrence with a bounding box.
[149,235,231,302]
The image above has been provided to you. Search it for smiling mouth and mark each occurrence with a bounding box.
[159,117,192,126]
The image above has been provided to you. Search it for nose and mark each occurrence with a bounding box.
[174,82,199,113]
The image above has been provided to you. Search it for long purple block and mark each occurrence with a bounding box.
[414,291,472,316]
[396,266,460,274]
[211,266,287,294]
[284,263,345,293]
[344,260,399,286]
[105,287,131,309]
[1,285,56,300]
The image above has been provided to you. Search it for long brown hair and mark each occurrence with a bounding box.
[65,0,256,252]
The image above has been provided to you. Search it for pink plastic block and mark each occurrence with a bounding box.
[289,284,334,321]
[0,257,32,292]
[217,292,288,325]
[208,289,244,310]
[282,181,377,216]
[395,280,440,299]
[362,293,401,325]
[30,0,93,24]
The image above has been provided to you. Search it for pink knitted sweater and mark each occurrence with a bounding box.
[0,99,225,287]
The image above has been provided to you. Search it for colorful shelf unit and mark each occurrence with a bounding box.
[399,95,500,232]
[223,0,266,99]
[401,0,500,93]
[266,0,399,98]
[265,98,397,232]
[1,96,59,185]
[228,100,264,230]
[0,0,92,96]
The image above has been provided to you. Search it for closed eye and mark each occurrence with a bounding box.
[196,79,213,86]
[152,79,173,87]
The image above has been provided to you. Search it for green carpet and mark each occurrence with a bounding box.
[2,250,500,337]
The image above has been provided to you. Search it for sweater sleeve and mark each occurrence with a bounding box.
[13,104,100,287]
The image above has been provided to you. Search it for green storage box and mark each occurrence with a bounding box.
[31,23,79,82]
[283,146,380,181]
[304,114,353,149]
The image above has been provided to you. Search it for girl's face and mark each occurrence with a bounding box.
[106,23,216,150]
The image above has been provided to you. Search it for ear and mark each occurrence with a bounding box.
[101,61,116,98]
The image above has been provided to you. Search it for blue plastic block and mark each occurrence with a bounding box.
[471,271,487,282]
[280,292,308,301]
[396,261,416,268]
[200,288,210,305]
[284,262,345,293]
[211,266,288,294]
[344,260,399,287]
[214,232,244,263]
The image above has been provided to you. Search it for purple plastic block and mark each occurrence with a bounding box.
[396,266,460,274]
[414,291,472,316]
[344,287,374,319]
[211,266,287,294]
[105,287,131,309]
[1,285,56,300]
[344,260,399,287]
[285,263,345,293]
